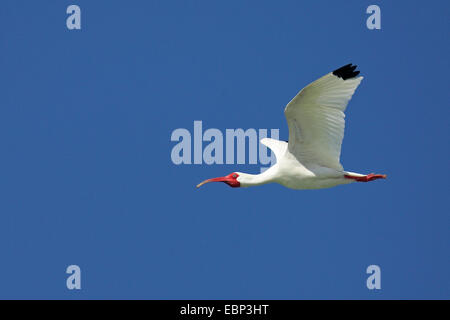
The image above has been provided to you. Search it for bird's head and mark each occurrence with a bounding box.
[196,172,241,188]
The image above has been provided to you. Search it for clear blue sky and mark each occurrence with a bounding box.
[0,1,449,299]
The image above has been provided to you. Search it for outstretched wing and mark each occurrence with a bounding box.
[284,64,363,171]
[260,138,288,162]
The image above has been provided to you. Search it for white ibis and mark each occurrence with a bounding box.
[197,64,386,190]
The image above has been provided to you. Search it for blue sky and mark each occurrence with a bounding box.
[0,1,448,299]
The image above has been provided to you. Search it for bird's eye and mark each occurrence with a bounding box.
[233,174,237,178]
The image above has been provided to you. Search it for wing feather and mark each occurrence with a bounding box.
[260,138,288,161]
[284,64,363,170]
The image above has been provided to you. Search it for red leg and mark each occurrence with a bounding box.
[344,173,387,182]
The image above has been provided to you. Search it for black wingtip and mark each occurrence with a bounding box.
[332,63,360,80]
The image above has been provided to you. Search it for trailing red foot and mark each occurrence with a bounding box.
[344,173,387,182]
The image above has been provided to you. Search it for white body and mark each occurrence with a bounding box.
[237,140,363,189]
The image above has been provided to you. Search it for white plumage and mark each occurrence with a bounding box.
[197,64,386,190]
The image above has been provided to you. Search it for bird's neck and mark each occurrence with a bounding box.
[238,168,276,187]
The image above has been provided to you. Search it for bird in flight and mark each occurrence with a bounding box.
[197,64,386,190]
